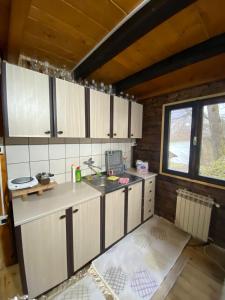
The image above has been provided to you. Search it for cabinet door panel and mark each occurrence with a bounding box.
[127,182,142,233]
[21,210,67,298]
[105,189,125,248]
[90,90,110,138]
[113,96,128,138]
[6,63,51,137]
[73,197,100,271]
[56,79,85,137]
[131,102,143,138]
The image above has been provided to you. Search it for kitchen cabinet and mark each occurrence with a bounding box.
[55,78,86,137]
[130,102,143,138]
[20,210,67,298]
[73,197,101,271]
[105,188,125,248]
[143,177,155,221]
[113,96,129,138]
[4,63,52,137]
[90,89,110,138]
[127,181,142,233]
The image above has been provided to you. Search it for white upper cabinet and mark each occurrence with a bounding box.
[55,78,86,137]
[130,102,143,138]
[90,89,110,138]
[113,96,129,138]
[5,63,51,137]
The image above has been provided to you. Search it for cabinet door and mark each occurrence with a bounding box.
[105,189,125,248]
[113,96,129,138]
[21,210,67,298]
[5,63,51,137]
[55,78,86,137]
[130,102,143,138]
[127,182,142,233]
[73,197,100,271]
[90,90,110,138]
[144,177,155,220]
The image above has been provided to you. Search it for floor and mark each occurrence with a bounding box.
[0,243,224,300]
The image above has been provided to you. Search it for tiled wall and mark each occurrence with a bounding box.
[5,140,134,183]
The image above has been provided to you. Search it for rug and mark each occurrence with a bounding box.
[52,275,105,300]
[91,216,190,300]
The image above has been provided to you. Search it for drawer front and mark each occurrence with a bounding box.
[144,177,155,220]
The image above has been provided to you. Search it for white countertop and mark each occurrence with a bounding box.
[12,182,101,226]
[126,168,157,180]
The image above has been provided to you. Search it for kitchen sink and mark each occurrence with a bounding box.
[83,173,142,194]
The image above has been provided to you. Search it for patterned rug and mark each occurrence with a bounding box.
[91,216,190,300]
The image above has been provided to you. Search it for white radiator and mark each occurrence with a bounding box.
[175,189,214,242]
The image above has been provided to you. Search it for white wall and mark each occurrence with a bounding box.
[6,141,134,183]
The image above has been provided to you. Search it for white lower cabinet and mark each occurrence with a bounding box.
[144,177,155,220]
[21,210,68,298]
[72,197,101,271]
[127,181,143,233]
[105,188,125,248]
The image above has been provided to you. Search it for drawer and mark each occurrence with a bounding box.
[143,200,153,220]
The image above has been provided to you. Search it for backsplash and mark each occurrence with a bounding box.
[5,141,134,184]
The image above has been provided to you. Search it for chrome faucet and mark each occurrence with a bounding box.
[83,158,101,175]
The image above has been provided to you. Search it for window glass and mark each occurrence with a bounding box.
[199,103,225,181]
[167,107,192,173]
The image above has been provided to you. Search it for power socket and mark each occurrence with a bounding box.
[0,215,8,225]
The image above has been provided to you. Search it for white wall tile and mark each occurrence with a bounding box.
[111,143,119,151]
[66,144,79,158]
[54,173,66,184]
[80,144,91,157]
[29,145,49,161]
[91,143,102,155]
[101,143,111,154]
[30,161,49,176]
[49,144,65,159]
[65,172,72,182]
[7,163,30,179]
[65,157,80,173]
[6,145,29,164]
[92,155,102,169]
[50,159,65,174]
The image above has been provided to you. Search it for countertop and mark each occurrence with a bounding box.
[126,168,157,180]
[12,182,101,227]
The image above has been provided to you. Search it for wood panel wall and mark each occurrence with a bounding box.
[134,79,225,248]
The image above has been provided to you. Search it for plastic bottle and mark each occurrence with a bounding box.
[71,164,76,183]
[75,166,81,182]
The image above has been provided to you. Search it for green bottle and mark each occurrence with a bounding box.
[75,166,81,182]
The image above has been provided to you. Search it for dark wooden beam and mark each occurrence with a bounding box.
[114,33,225,92]
[73,0,195,79]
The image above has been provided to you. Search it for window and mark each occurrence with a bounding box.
[162,95,225,186]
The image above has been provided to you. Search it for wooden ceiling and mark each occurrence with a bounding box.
[1,0,225,98]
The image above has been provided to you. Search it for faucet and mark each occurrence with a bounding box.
[83,158,102,175]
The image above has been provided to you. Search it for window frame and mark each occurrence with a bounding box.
[161,94,225,187]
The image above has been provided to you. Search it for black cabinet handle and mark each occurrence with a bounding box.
[122,189,126,193]
[148,209,152,213]
[149,190,152,193]
[59,215,66,220]
[113,133,117,136]
[128,187,132,191]
[73,209,79,214]
[57,130,63,134]
[131,134,134,137]
[150,181,152,184]
[149,199,152,202]
[44,130,50,134]
[107,133,110,136]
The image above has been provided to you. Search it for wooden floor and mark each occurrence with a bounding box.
[0,243,224,300]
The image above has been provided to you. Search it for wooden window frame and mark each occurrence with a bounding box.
[160,93,225,188]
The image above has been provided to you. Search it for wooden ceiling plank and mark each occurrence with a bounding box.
[115,33,225,92]
[31,0,107,42]
[0,0,10,57]
[130,53,225,99]
[73,0,196,79]
[7,0,32,63]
